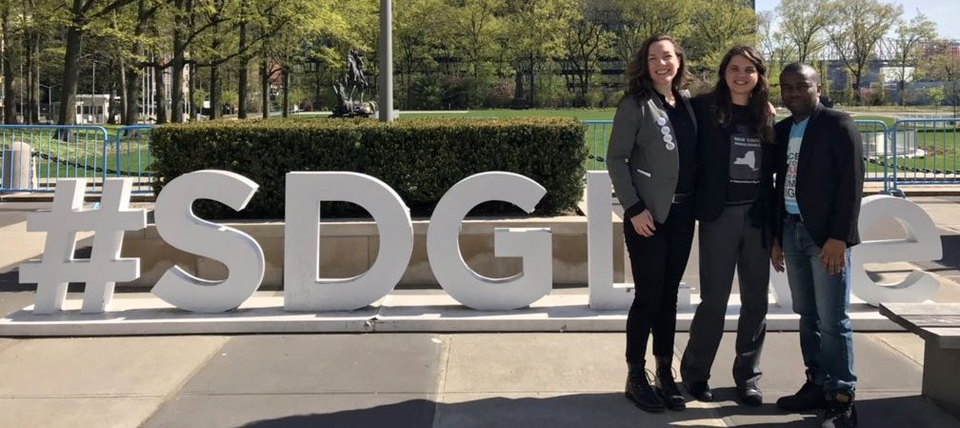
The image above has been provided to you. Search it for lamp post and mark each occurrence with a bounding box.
[379,0,393,122]
[39,83,62,123]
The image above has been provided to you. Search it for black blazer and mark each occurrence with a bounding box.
[773,104,864,248]
[692,95,777,248]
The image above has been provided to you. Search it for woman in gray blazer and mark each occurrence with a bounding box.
[607,34,698,413]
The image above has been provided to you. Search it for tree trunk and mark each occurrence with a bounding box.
[852,72,862,105]
[154,62,168,124]
[528,55,535,108]
[107,85,118,124]
[25,32,40,123]
[513,68,524,103]
[282,67,290,118]
[58,17,85,125]
[898,80,905,106]
[237,17,248,119]
[261,59,270,119]
[117,58,127,124]
[124,64,139,125]
[170,27,186,122]
[1,10,14,124]
[124,0,151,125]
[314,62,322,110]
[210,64,221,119]
[189,63,198,121]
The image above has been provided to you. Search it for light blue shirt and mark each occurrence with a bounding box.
[784,118,809,215]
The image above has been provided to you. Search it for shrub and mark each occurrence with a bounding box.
[151,117,587,219]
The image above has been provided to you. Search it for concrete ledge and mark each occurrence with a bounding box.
[121,216,625,288]
[0,291,903,336]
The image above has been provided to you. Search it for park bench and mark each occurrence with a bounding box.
[879,303,960,418]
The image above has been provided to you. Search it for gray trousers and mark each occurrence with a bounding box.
[680,203,769,388]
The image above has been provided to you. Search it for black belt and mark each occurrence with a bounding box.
[672,193,691,204]
[785,213,804,222]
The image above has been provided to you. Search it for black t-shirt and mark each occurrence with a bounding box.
[656,91,696,195]
[725,104,762,204]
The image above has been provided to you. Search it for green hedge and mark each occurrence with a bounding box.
[151,117,587,219]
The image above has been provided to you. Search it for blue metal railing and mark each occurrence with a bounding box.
[889,118,960,192]
[0,125,110,193]
[112,125,154,194]
[4,119,960,195]
[583,120,613,170]
[856,120,891,191]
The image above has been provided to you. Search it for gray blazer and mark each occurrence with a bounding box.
[607,90,697,223]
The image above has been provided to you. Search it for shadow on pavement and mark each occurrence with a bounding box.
[232,393,959,428]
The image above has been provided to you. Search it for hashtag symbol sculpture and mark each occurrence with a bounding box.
[21,178,147,314]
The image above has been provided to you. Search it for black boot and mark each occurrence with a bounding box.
[820,391,857,428]
[654,356,686,411]
[625,362,665,413]
[777,369,826,412]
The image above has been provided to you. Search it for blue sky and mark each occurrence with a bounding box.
[755,0,960,40]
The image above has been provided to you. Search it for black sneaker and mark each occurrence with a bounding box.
[820,392,857,428]
[625,363,665,413]
[777,370,826,412]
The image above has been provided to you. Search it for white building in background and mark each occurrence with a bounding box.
[51,94,117,124]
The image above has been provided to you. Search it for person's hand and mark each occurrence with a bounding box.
[630,209,657,237]
[768,101,777,117]
[771,240,784,272]
[819,238,847,275]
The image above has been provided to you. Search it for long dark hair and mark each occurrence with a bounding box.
[624,34,690,99]
[710,45,774,142]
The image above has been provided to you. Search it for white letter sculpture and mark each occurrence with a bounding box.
[587,172,635,310]
[284,172,414,311]
[848,195,941,306]
[22,178,146,314]
[427,172,551,310]
[151,170,265,313]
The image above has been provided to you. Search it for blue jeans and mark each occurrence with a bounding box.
[782,219,857,397]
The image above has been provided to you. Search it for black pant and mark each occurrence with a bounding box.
[624,200,695,364]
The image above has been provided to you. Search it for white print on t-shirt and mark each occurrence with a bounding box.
[735,151,758,171]
[729,133,762,184]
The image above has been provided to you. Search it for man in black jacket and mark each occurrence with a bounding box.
[771,63,864,428]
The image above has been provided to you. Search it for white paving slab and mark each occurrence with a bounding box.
[0,336,227,397]
[0,397,163,428]
[0,291,904,336]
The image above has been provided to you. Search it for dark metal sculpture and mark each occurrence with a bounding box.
[332,50,378,118]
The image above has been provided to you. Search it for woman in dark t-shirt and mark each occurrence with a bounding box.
[678,45,777,407]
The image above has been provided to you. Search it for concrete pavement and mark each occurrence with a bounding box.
[0,331,956,427]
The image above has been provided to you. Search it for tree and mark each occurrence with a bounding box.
[58,0,139,125]
[395,0,453,108]
[684,0,757,71]
[559,0,613,106]
[503,0,576,107]
[919,39,960,116]
[1,0,18,124]
[605,0,693,70]
[776,0,830,63]
[449,0,505,107]
[889,11,936,105]
[825,0,902,105]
